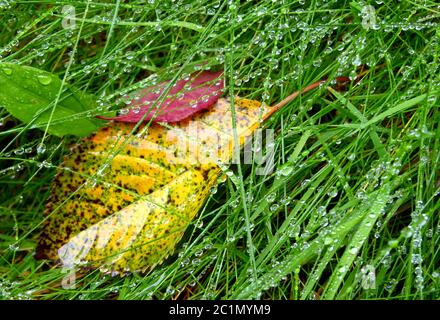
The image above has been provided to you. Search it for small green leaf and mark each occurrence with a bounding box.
[0,62,104,137]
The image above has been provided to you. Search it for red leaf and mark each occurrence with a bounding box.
[98,70,224,123]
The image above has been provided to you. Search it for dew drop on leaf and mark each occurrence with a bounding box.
[37,74,52,85]
[132,106,141,114]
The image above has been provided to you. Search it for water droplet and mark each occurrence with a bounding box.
[411,253,422,265]
[131,106,141,114]
[280,196,291,206]
[2,66,13,75]
[119,108,129,115]
[384,278,397,291]
[266,192,276,203]
[317,206,327,216]
[338,266,347,274]
[37,74,52,85]
[302,242,310,250]
[36,143,46,154]
[14,148,24,155]
[194,250,204,257]
[277,165,293,177]
[327,186,338,198]
[349,247,359,255]
[126,51,135,60]
[180,258,189,267]
[256,7,267,16]
[352,55,362,67]
[313,58,322,67]
[209,186,218,194]
[196,220,204,228]
[229,198,240,208]
[288,225,300,238]
[300,179,311,188]
[291,113,298,121]
[426,229,433,238]
[165,286,175,295]
[8,243,19,251]
[360,265,376,289]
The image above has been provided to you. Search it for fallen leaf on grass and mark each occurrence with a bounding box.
[37,77,349,274]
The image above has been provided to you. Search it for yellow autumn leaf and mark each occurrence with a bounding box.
[37,97,269,273]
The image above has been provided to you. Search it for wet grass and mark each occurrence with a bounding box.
[0,1,439,299]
